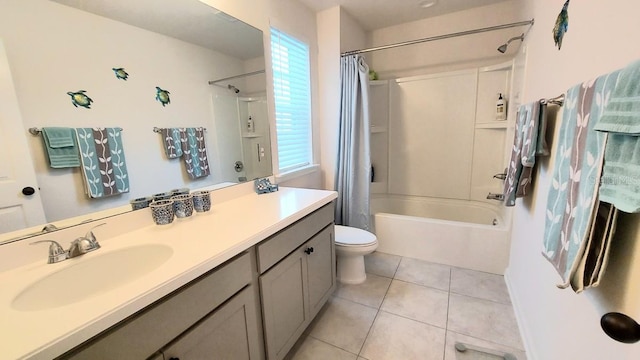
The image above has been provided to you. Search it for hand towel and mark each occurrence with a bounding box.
[543,70,620,291]
[593,59,640,213]
[41,127,80,168]
[76,127,130,198]
[181,127,210,179]
[503,107,527,206]
[160,128,183,159]
[516,101,551,197]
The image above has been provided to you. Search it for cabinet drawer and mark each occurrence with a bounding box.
[62,251,253,360]
[257,203,334,274]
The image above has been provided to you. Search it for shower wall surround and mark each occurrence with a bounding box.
[370,61,514,204]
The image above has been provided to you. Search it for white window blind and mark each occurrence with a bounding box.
[270,27,312,173]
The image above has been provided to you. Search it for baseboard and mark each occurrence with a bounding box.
[504,267,538,360]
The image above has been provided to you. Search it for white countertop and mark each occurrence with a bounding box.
[0,187,337,360]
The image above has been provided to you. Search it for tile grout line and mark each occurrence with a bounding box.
[443,267,452,360]
[355,255,401,358]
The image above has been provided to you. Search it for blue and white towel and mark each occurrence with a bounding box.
[543,70,620,292]
[181,127,210,179]
[161,127,183,159]
[76,127,129,198]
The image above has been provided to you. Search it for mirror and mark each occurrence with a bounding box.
[0,0,272,239]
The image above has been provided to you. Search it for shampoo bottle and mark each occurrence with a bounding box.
[496,93,507,121]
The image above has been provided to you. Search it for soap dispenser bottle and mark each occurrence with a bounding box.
[496,93,507,121]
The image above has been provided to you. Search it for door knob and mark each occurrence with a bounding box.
[22,186,36,196]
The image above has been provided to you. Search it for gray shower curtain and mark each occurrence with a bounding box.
[335,55,371,230]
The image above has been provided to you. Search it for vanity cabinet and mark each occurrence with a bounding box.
[60,251,261,360]
[257,204,336,360]
[55,201,336,360]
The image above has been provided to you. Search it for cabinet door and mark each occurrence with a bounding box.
[260,249,308,360]
[306,225,336,318]
[161,286,262,360]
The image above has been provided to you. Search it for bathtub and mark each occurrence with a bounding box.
[371,195,510,274]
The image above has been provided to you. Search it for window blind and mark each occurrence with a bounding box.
[270,27,312,173]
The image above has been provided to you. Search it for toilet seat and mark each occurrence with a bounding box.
[335,225,377,247]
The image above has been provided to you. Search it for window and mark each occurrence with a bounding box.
[270,27,312,173]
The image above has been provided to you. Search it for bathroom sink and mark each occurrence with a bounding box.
[12,244,173,311]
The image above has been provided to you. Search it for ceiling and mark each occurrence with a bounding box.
[51,0,264,60]
[297,0,513,30]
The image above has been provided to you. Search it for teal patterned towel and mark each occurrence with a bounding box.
[543,70,620,292]
[41,127,80,168]
[76,127,129,198]
[503,106,528,206]
[180,127,210,179]
[160,128,183,159]
[593,60,640,212]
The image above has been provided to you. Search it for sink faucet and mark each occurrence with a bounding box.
[30,223,106,264]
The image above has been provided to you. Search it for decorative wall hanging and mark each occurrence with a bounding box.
[553,0,570,50]
[112,67,129,80]
[155,86,170,106]
[67,90,93,109]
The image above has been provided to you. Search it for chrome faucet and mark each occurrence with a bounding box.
[486,193,505,201]
[30,223,106,264]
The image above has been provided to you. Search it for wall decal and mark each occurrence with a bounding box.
[155,86,171,106]
[112,67,129,80]
[553,0,570,50]
[67,90,93,109]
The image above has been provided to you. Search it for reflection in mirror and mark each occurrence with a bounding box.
[0,0,271,239]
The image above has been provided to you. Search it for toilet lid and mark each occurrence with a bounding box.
[335,225,377,246]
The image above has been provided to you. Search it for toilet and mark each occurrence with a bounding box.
[334,225,378,284]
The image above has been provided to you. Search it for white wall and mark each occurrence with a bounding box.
[507,1,640,359]
[0,0,251,221]
[368,1,522,79]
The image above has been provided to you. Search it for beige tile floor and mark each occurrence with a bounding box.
[285,252,527,360]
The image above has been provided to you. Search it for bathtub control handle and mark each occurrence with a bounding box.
[304,247,314,255]
[493,169,507,180]
[486,193,504,201]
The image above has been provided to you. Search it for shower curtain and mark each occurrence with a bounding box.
[335,55,371,230]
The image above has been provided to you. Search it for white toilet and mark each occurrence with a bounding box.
[334,225,378,284]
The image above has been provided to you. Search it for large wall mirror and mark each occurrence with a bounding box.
[0,0,272,239]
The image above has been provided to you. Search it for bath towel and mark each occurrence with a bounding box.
[160,127,183,159]
[41,127,80,168]
[543,70,620,292]
[181,127,210,179]
[503,107,527,206]
[76,127,130,198]
[593,60,640,213]
[515,101,551,198]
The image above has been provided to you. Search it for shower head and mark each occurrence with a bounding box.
[497,33,524,53]
[228,84,240,94]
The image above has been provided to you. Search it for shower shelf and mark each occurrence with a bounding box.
[475,122,507,129]
[371,126,387,133]
[242,133,263,138]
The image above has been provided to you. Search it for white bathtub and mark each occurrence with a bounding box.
[371,195,510,274]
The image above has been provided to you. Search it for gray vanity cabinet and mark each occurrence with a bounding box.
[257,204,336,360]
[59,251,262,360]
[159,286,262,360]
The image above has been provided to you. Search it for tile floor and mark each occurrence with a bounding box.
[285,252,526,360]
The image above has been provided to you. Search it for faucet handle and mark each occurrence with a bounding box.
[30,240,68,264]
[84,222,106,248]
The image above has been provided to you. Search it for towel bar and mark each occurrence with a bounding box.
[29,127,123,136]
[541,93,565,106]
[153,127,207,133]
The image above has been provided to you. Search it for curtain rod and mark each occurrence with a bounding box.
[341,19,534,57]
[208,70,265,85]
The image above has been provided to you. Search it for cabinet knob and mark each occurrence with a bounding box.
[304,247,314,255]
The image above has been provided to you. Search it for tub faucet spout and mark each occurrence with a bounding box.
[486,193,504,201]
